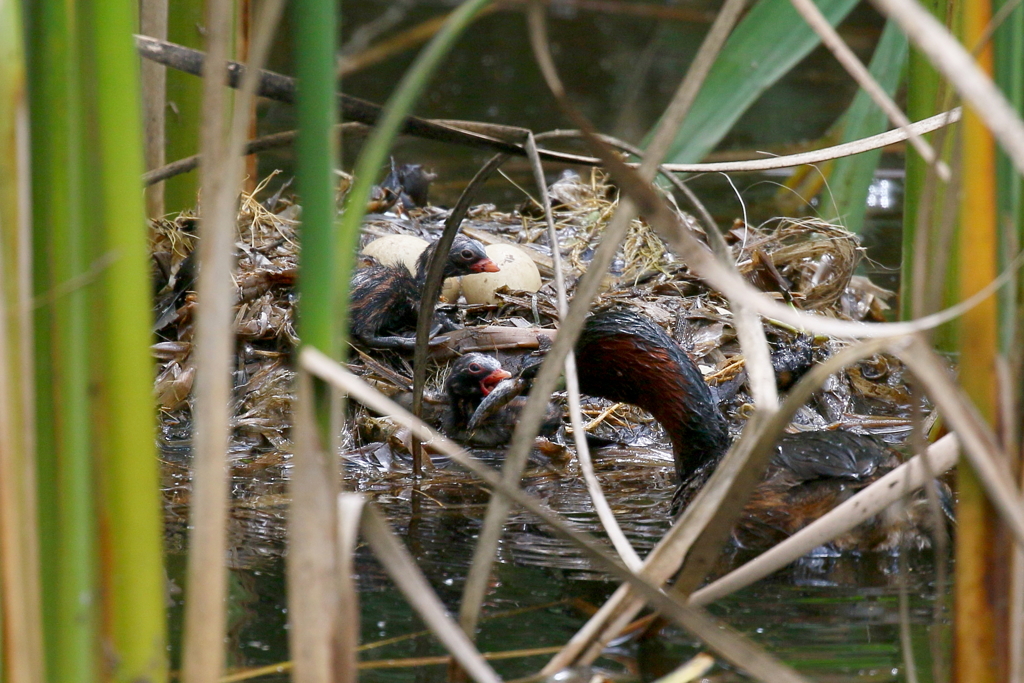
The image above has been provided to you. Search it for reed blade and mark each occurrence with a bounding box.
[81,0,168,676]
[657,0,859,165]
[828,19,909,234]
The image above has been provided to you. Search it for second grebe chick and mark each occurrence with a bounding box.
[349,234,498,349]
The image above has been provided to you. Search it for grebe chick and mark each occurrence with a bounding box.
[349,234,497,349]
[396,354,559,447]
[441,354,560,447]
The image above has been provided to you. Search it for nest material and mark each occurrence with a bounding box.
[152,177,300,460]
[153,168,907,499]
[733,217,861,309]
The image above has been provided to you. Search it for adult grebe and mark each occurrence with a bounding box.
[575,308,945,550]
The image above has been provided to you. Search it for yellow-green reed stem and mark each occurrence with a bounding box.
[335,0,493,357]
[955,1,1005,681]
[993,0,1024,355]
[24,0,98,680]
[294,0,339,358]
[900,0,957,325]
[80,0,168,679]
[0,0,45,679]
[49,142,97,683]
[164,0,205,213]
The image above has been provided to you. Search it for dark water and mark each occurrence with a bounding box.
[163,2,949,681]
[164,437,949,681]
[164,438,949,682]
[215,565,944,683]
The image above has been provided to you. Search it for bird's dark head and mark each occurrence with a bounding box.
[417,235,499,281]
[445,235,499,278]
[446,353,512,401]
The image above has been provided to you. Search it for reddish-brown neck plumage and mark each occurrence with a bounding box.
[576,310,730,480]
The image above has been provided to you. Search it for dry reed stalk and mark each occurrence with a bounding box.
[336,494,364,683]
[288,372,340,683]
[302,348,810,683]
[661,108,961,173]
[654,653,716,683]
[0,276,44,683]
[140,0,168,217]
[0,11,44,679]
[181,1,285,680]
[180,0,237,676]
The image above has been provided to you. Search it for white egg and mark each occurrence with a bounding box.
[361,235,461,302]
[462,244,542,305]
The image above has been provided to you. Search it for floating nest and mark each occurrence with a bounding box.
[153,167,916,567]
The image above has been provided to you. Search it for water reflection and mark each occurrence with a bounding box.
[165,529,946,682]
[163,424,948,682]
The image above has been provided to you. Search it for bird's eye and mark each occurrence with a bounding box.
[468,362,482,373]
[461,249,474,260]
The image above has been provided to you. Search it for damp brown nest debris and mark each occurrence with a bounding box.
[151,167,915,475]
[152,178,300,467]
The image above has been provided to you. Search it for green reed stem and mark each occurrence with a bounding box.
[164,0,205,213]
[23,0,99,680]
[80,0,168,679]
[294,0,339,358]
[335,0,493,356]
